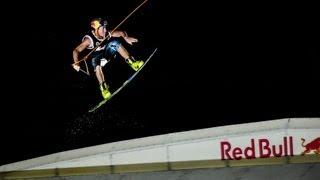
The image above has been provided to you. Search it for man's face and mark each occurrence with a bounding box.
[97,26,106,38]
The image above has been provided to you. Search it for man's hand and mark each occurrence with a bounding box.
[72,64,80,72]
[124,37,138,45]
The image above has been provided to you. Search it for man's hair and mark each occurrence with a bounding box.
[90,18,108,30]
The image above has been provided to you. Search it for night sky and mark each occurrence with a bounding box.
[0,1,319,165]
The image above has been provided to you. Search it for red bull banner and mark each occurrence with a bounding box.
[220,136,319,160]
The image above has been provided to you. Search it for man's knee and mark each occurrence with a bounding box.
[110,40,121,46]
[108,40,121,52]
[95,65,102,72]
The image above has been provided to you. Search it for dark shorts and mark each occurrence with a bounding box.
[91,39,121,70]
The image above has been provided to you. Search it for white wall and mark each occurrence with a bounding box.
[0,118,319,172]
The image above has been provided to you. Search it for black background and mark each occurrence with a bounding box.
[0,0,319,165]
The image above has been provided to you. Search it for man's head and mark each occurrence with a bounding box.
[90,18,108,38]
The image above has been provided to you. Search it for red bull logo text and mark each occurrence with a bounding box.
[220,137,293,160]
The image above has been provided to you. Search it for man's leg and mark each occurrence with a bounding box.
[117,45,144,71]
[95,65,111,99]
[106,40,144,71]
[95,65,104,84]
[117,44,130,60]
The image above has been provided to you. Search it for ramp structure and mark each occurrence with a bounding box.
[0,118,319,179]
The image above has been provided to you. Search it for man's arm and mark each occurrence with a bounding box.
[72,38,91,71]
[111,30,138,45]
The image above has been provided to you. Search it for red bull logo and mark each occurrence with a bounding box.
[220,137,294,160]
[301,137,320,155]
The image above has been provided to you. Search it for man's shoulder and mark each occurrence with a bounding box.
[82,34,93,41]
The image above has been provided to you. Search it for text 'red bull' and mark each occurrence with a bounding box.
[220,137,293,160]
